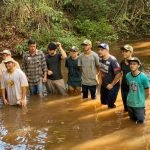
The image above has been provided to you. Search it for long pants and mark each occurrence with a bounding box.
[100,84,120,108]
[46,79,67,96]
[121,84,129,111]
[127,106,145,123]
[82,84,97,99]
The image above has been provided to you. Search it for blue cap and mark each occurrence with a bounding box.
[98,43,109,50]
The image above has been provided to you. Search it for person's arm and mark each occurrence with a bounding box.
[43,71,47,82]
[57,42,67,60]
[41,53,48,82]
[106,72,122,90]
[0,75,9,105]
[145,88,150,99]
[106,59,122,90]
[21,87,27,107]
[1,88,9,105]
[77,55,82,72]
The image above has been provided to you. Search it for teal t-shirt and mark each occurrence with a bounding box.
[126,72,150,107]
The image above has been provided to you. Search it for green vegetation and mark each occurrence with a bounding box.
[0,0,149,54]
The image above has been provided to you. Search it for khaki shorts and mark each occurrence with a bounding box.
[46,79,67,96]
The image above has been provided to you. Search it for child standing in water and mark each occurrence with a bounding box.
[126,57,150,124]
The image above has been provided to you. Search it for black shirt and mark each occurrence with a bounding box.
[46,54,63,80]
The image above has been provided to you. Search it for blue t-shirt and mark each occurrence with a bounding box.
[99,55,121,87]
[126,72,150,107]
[65,56,81,87]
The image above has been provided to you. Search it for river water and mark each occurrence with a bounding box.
[0,40,150,150]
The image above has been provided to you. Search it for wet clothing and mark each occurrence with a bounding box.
[22,50,47,86]
[46,79,67,96]
[65,56,81,87]
[46,54,62,80]
[99,55,121,107]
[82,85,97,99]
[127,106,145,123]
[100,84,120,108]
[1,69,28,105]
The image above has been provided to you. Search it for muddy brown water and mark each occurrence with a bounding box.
[0,40,150,150]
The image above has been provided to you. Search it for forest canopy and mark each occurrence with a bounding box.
[0,0,149,53]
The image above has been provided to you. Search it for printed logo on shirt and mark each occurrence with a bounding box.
[8,80,14,87]
[114,67,121,72]
[130,81,138,92]
[106,61,110,65]
[99,62,109,73]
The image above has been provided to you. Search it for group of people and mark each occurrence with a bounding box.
[0,38,149,124]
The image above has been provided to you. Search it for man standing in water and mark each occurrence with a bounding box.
[120,44,134,112]
[78,39,100,100]
[1,58,28,107]
[65,46,81,95]
[97,43,121,108]
[46,42,67,96]
[126,57,149,124]
[0,49,20,105]
[22,39,47,97]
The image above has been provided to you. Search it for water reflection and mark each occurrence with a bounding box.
[0,40,150,150]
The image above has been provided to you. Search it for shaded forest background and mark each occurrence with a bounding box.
[0,0,149,54]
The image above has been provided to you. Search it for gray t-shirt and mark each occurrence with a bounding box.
[78,51,99,85]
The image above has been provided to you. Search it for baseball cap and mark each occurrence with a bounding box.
[98,43,109,50]
[1,49,11,55]
[48,42,57,50]
[81,39,92,46]
[121,44,133,52]
[128,57,141,65]
[3,58,16,64]
[70,46,78,52]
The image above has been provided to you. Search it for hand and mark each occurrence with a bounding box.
[56,42,62,48]
[3,98,9,105]
[21,99,27,107]
[43,76,47,83]
[106,84,113,90]
[47,70,53,75]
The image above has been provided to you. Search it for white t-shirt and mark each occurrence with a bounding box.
[1,69,28,105]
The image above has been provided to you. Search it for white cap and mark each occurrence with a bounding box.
[1,49,11,55]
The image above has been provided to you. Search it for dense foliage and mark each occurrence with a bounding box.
[0,0,149,54]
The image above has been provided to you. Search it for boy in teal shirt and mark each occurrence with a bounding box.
[126,57,150,124]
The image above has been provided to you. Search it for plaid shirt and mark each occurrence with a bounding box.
[22,50,47,86]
